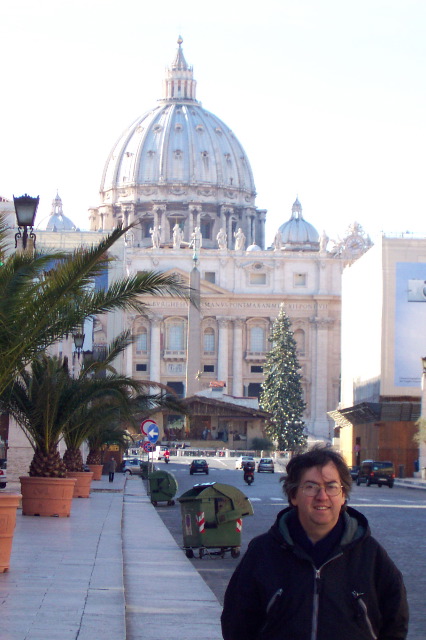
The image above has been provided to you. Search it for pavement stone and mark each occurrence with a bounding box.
[0,473,223,640]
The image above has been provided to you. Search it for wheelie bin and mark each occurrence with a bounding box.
[178,482,254,559]
[148,470,178,506]
[140,461,150,479]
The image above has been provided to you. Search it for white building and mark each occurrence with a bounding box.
[4,38,373,458]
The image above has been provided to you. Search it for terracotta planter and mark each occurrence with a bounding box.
[19,476,76,517]
[66,471,94,498]
[87,464,103,481]
[0,493,22,572]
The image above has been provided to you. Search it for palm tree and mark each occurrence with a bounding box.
[62,334,188,472]
[0,213,192,397]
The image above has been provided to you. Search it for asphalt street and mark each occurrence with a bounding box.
[155,456,426,640]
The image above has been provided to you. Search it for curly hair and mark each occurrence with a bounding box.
[281,445,352,505]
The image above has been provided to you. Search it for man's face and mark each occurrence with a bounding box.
[290,462,346,543]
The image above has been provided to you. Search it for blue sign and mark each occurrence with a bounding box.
[146,423,159,444]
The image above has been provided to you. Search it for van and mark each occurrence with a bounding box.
[356,460,395,488]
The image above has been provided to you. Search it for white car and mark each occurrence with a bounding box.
[235,455,255,470]
[0,459,7,489]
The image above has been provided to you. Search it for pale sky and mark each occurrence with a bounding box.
[1,0,425,247]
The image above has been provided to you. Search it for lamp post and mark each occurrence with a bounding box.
[13,194,39,251]
[72,329,85,379]
[420,357,426,478]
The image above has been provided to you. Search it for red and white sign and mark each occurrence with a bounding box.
[140,419,157,436]
[143,441,153,452]
[236,518,242,533]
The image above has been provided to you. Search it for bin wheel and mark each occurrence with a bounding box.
[220,548,226,558]
[151,500,158,506]
[198,548,205,559]
[185,549,194,559]
[231,547,241,558]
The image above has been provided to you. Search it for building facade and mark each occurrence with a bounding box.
[3,39,374,458]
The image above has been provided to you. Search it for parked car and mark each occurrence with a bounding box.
[122,458,144,476]
[189,459,209,475]
[257,457,275,473]
[356,460,395,488]
[348,465,360,481]
[235,455,255,470]
[0,458,6,489]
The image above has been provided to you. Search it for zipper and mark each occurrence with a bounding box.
[310,552,343,640]
[352,591,377,639]
[266,588,283,614]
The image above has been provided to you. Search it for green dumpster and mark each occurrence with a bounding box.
[148,470,178,506]
[178,482,254,559]
[140,461,150,479]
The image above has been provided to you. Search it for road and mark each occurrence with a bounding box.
[148,456,426,640]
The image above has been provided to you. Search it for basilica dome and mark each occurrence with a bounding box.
[100,38,255,208]
[276,198,319,251]
[92,38,264,250]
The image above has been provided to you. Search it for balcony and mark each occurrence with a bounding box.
[245,351,266,362]
[163,349,187,361]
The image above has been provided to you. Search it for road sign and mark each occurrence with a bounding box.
[146,423,159,444]
[140,418,157,436]
[143,441,153,453]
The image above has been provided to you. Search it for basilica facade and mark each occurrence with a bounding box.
[4,38,373,454]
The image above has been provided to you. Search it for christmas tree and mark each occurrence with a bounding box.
[260,304,307,451]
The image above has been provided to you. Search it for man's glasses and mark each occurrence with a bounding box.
[300,481,343,497]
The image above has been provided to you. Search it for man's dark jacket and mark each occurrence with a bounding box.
[221,506,408,640]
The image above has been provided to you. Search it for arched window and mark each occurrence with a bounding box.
[135,327,148,352]
[167,321,185,351]
[250,326,265,352]
[204,328,215,353]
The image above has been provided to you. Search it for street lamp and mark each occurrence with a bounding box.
[13,194,39,250]
[73,330,85,360]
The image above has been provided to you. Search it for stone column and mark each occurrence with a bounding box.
[309,316,334,440]
[185,267,201,397]
[217,317,230,389]
[189,205,202,240]
[221,206,233,249]
[232,318,244,396]
[152,205,166,244]
[149,316,162,392]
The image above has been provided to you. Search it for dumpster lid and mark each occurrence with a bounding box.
[177,482,254,516]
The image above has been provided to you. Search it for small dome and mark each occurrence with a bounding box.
[246,243,262,252]
[276,198,319,251]
[43,193,77,232]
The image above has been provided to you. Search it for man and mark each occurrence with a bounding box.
[108,457,117,483]
[221,446,408,640]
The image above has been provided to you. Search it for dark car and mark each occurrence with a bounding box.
[348,465,360,481]
[189,459,209,475]
[356,460,395,488]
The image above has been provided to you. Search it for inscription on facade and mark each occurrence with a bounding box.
[148,299,329,311]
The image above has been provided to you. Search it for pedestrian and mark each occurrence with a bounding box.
[108,457,117,483]
[221,445,409,640]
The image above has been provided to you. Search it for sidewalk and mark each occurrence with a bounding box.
[0,474,223,640]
